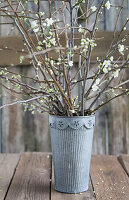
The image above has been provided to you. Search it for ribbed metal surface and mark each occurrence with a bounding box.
[50,115,95,193]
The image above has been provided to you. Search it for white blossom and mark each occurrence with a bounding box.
[110,56,114,61]
[40,12,44,16]
[78,25,85,33]
[96,78,100,85]
[46,18,54,26]
[90,40,97,48]
[91,6,97,12]
[103,67,108,73]
[57,62,60,66]
[92,78,100,91]
[113,69,120,78]
[37,61,41,66]
[92,85,99,92]
[43,22,47,27]
[81,38,96,49]
[105,1,111,10]
[103,60,111,66]
[69,109,76,113]
[118,44,124,54]
[102,59,111,73]
[20,55,24,62]
[69,61,73,67]
[50,60,54,65]
[74,45,77,50]
[86,38,97,48]
[82,46,88,52]
[114,64,118,68]
[81,39,87,45]
[50,38,56,46]
[30,21,39,33]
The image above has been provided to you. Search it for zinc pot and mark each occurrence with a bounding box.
[49,114,95,194]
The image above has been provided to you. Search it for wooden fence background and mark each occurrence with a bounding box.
[0,0,129,154]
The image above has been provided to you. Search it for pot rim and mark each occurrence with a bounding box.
[49,113,95,119]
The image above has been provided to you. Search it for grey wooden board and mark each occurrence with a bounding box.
[0,31,129,66]
[108,95,129,155]
[1,66,51,153]
[1,154,129,199]
[0,154,20,200]
[5,152,51,200]
[90,155,129,200]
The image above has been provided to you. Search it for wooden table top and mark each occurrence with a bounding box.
[0,153,129,200]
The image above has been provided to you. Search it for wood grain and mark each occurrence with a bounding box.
[2,66,51,153]
[0,154,20,200]
[90,155,129,200]
[118,154,129,177]
[51,162,96,200]
[2,67,25,153]
[0,31,129,66]
[107,70,129,154]
[1,153,129,199]
[5,152,51,200]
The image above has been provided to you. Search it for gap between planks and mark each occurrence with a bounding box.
[117,154,129,177]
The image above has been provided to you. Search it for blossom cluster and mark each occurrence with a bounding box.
[0,0,128,116]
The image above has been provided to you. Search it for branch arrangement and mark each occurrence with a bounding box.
[0,0,129,116]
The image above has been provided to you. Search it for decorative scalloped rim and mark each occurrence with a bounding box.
[49,115,95,130]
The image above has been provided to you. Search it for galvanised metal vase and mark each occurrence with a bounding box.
[49,114,95,194]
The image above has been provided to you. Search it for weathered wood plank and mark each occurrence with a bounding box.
[0,31,129,66]
[90,155,129,200]
[103,0,129,156]
[5,152,51,200]
[51,162,96,200]
[92,108,106,154]
[118,154,129,177]
[0,154,20,200]
[108,96,129,155]
[2,67,24,153]
[1,66,51,153]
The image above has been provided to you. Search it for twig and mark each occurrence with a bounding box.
[0,96,42,110]
[90,91,128,114]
